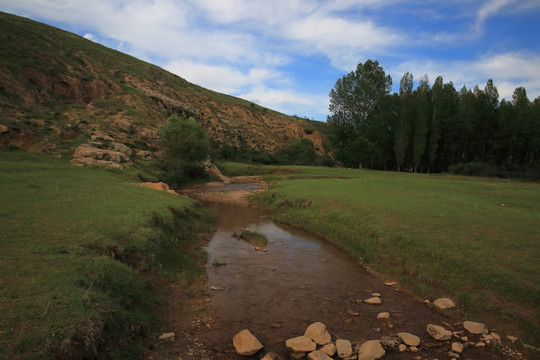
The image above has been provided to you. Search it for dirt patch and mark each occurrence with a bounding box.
[178,176,267,206]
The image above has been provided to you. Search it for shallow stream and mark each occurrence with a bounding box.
[201,196,504,359]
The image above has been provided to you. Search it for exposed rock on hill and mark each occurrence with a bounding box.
[0,11,327,164]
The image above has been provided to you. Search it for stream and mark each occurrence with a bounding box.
[200,192,507,360]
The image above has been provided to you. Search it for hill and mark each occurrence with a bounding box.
[0,11,326,167]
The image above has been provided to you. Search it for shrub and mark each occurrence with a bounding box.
[157,115,210,186]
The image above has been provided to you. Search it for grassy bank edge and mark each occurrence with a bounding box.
[0,150,214,359]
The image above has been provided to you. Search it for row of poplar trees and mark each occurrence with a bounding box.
[327,59,540,173]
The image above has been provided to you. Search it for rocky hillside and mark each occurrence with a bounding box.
[0,11,326,167]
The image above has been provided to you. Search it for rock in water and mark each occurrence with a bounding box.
[451,342,464,353]
[261,352,284,360]
[286,336,317,353]
[307,350,333,360]
[158,332,175,342]
[426,324,452,341]
[433,297,456,309]
[357,340,385,360]
[233,329,264,356]
[335,339,353,358]
[321,343,336,357]
[364,297,382,305]
[377,312,390,320]
[305,322,332,345]
[463,320,487,334]
[397,332,421,346]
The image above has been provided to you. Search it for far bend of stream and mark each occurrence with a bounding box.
[201,188,507,360]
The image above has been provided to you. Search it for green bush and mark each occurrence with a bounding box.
[158,115,210,186]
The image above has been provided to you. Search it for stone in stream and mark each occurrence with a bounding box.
[286,336,317,353]
[232,329,264,356]
[427,324,452,341]
[304,322,332,345]
[320,342,336,357]
[307,350,333,360]
[261,352,284,360]
[364,297,382,305]
[433,297,456,309]
[357,340,385,360]
[451,342,464,354]
[158,332,175,342]
[335,339,353,358]
[377,312,390,320]
[397,332,421,346]
[463,320,487,334]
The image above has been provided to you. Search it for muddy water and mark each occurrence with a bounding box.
[202,201,502,360]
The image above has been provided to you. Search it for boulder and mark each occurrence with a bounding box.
[433,297,456,309]
[71,144,130,168]
[0,124,9,133]
[135,150,155,160]
[397,332,421,346]
[305,322,332,345]
[377,312,390,320]
[320,343,336,357]
[463,320,487,334]
[158,332,175,342]
[364,297,382,305]
[336,339,353,358]
[286,336,316,353]
[451,342,464,353]
[111,142,133,157]
[113,118,136,134]
[426,324,452,341]
[232,329,264,356]
[307,350,333,360]
[357,340,385,360]
[261,352,284,360]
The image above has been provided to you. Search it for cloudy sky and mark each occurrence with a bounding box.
[2,0,540,121]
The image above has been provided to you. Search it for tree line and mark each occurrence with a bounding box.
[327,60,540,177]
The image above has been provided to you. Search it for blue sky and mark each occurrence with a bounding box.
[2,0,540,121]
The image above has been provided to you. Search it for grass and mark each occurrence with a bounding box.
[238,229,268,247]
[0,150,214,359]
[217,162,540,346]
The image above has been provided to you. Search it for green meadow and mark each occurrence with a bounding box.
[221,162,540,346]
[0,150,213,359]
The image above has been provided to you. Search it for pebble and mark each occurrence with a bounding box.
[364,297,382,305]
[377,312,390,320]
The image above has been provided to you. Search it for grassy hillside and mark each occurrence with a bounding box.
[0,149,213,359]
[218,163,540,346]
[0,11,326,162]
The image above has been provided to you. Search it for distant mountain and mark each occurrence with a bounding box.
[0,11,326,167]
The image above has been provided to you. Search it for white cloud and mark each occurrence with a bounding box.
[475,0,516,32]
[238,86,328,117]
[164,60,281,95]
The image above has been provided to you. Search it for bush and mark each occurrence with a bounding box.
[158,115,210,186]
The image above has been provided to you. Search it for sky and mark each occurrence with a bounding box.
[2,0,540,121]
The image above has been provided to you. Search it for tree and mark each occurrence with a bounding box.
[412,74,431,172]
[327,59,392,167]
[394,72,413,171]
[426,76,443,172]
[157,114,210,185]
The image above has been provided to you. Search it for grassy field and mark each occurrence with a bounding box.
[219,162,540,346]
[0,150,213,359]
